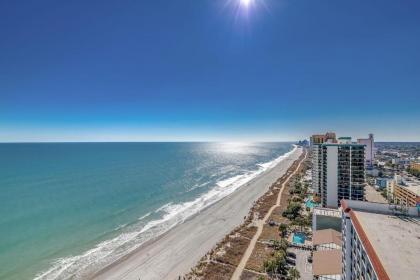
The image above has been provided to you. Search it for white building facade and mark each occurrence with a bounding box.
[357,134,374,169]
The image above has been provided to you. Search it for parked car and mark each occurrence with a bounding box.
[308,255,313,263]
[287,251,296,259]
[268,220,278,226]
[286,258,296,266]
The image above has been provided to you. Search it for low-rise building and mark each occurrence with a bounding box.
[341,200,420,280]
[374,178,389,189]
[411,162,420,172]
[387,174,420,207]
[313,249,342,280]
[312,228,343,279]
[393,182,420,207]
[313,228,342,251]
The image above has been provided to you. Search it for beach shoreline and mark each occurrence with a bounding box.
[91,146,303,280]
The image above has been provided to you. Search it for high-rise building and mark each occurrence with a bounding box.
[312,136,366,208]
[357,134,374,168]
[310,132,337,146]
[311,132,338,196]
[341,200,420,280]
[312,143,323,196]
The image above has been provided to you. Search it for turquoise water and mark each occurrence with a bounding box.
[0,142,294,280]
[305,197,319,208]
[292,232,306,244]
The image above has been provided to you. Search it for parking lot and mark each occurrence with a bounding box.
[288,247,312,280]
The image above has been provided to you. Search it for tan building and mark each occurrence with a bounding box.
[410,162,420,172]
[313,250,342,280]
[313,229,342,251]
[393,183,420,207]
[310,132,337,145]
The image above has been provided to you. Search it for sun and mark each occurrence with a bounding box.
[240,0,252,7]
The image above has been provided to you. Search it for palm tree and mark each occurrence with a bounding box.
[279,223,288,237]
[263,259,278,274]
[274,251,288,275]
[288,267,300,280]
[270,238,289,252]
[279,238,289,252]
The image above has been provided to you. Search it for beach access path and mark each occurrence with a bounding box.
[230,150,306,280]
[91,147,303,280]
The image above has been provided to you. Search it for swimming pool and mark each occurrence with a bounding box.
[292,232,306,244]
[305,196,319,208]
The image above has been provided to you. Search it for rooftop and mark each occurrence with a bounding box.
[317,143,365,147]
[313,229,342,246]
[312,249,342,276]
[401,179,420,196]
[353,210,420,280]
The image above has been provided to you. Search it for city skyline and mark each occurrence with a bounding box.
[1,0,420,142]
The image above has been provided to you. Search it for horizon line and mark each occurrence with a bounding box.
[0,140,419,144]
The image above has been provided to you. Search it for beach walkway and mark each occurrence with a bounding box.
[230,151,307,280]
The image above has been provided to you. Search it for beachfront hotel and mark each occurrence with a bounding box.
[311,132,337,195]
[311,135,366,208]
[310,132,337,146]
[341,200,420,280]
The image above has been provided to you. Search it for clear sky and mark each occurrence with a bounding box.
[1,0,419,142]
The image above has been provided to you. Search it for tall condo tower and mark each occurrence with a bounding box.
[311,132,337,196]
[312,136,366,208]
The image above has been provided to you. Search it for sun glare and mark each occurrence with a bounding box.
[240,0,252,7]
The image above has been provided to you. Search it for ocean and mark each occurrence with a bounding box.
[0,142,294,280]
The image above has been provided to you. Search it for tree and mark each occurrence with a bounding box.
[279,223,288,237]
[282,202,302,220]
[288,267,300,280]
[408,168,420,178]
[278,238,289,252]
[291,216,306,231]
[263,259,278,273]
[271,238,289,252]
[273,250,288,274]
[292,195,303,203]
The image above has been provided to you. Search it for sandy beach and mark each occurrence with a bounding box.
[91,146,303,280]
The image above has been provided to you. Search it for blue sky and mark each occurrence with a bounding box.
[1,0,419,142]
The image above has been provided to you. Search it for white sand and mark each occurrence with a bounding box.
[92,147,303,280]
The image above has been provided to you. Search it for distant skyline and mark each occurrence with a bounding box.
[1,0,420,142]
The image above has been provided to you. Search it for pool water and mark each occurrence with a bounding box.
[305,196,319,208]
[292,232,306,244]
